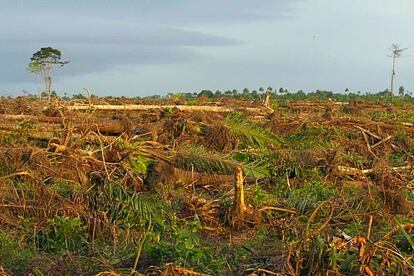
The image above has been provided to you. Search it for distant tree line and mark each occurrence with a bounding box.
[17,86,412,104]
[161,85,413,103]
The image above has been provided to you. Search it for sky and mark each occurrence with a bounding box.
[0,0,413,97]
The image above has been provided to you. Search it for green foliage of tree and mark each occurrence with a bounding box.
[197,90,214,98]
[399,86,405,97]
[72,93,87,99]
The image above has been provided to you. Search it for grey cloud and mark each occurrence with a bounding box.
[1,0,303,24]
[0,8,240,83]
[0,14,240,46]
[0,0,301,91]
[3,0,411,96]
[0,42,205,83]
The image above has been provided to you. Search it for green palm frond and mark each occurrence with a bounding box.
[119,139,171,163]
[174,144,271,178]
[90,181,167,230]
[129,155,154,177]
[243,162,270,178]
[225,112,280,148]
[173,144,239,175]
[232,150,271,178]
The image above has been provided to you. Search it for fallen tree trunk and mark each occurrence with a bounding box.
[64,104,263,113]
[0,130,119,143]
[0,114,63,123]
[0,118,133,136]
[336,165,414,175]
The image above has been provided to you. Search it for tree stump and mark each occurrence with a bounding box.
[231,166,252,226]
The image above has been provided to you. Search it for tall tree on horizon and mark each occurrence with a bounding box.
[388,44,408,99]
[28,47,69,103]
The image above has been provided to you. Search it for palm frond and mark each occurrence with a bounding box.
[174,144,271,178]
[89,181,167,230]
[225,112,280,148]
[173,144,239,175]
[231,150,271,178]
[243,161,270,178]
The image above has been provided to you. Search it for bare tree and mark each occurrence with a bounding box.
[388,44,408,98]
[264,89,271,108]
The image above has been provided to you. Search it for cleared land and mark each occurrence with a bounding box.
[1,96,414,275]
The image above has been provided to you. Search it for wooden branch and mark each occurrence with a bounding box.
[367,215,373,240]
[371,135,392,149]
[354,125,382,140]
[259,206,297,215]
[336,166,372,175]
[354,125,398,150]
[360,130,378,159]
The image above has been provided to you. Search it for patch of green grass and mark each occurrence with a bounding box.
[369,110,396,121]
[129,155,154,177]
[340,151,370,169]
[36,215,88,254]
[344,220,364,236]
[146,216,226,273]
[0,230,34,274]
[49,180,83,199]
[251,183,267,207]
[388,150,411,167]
[342,186,383,216]
[287,180,337,214]
[286,125,342,150]
[370,110,414,123]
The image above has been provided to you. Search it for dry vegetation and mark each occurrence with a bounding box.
[1,95,414,275]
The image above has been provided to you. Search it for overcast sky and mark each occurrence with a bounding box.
[1,0,413,96]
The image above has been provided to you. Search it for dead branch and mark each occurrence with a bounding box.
[259,206,297,215]
[371,135,392,149]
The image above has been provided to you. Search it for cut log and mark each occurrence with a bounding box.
[336,165,414,176]
[65,104,262,113]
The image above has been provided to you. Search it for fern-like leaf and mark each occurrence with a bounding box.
[174,144,271,178]
[225,112,279,148]
[173,144,240,175]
